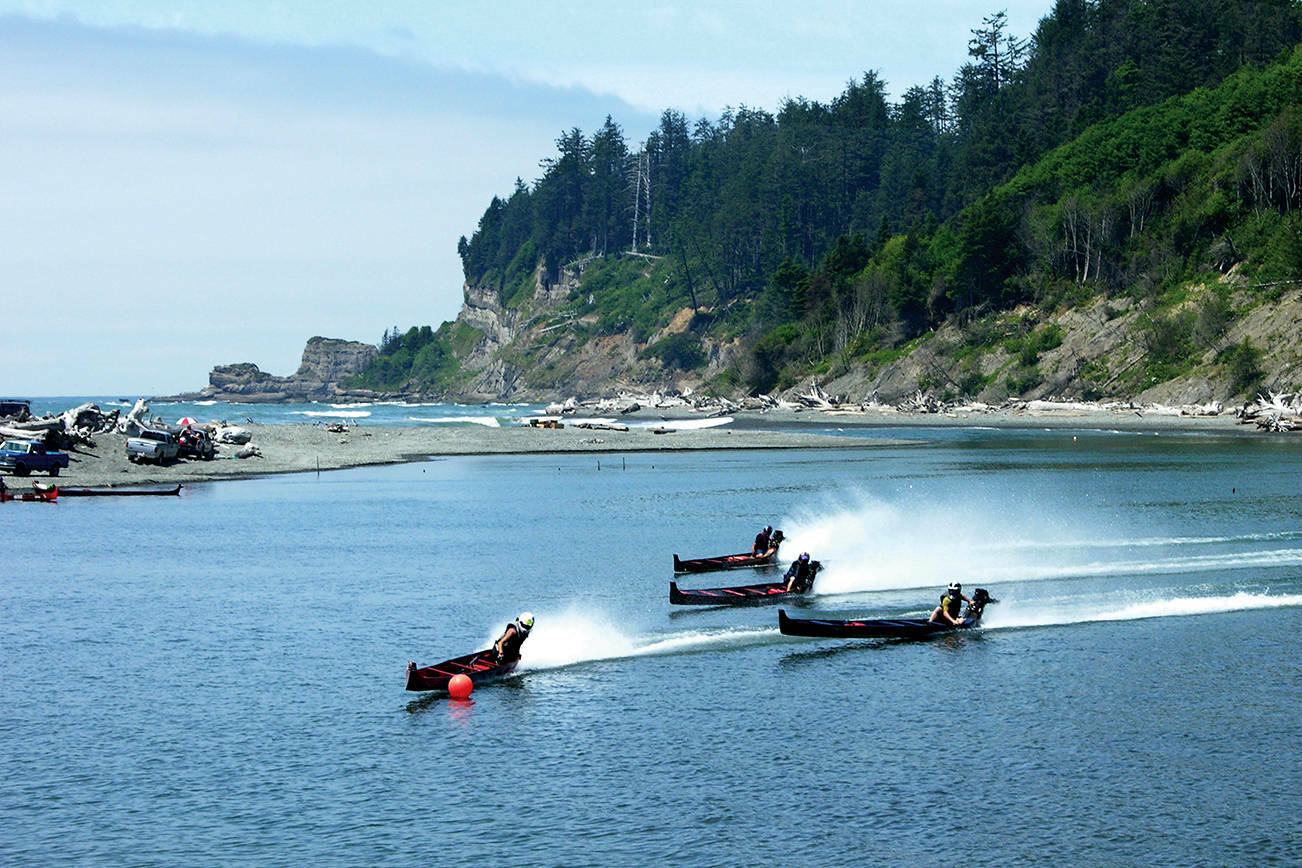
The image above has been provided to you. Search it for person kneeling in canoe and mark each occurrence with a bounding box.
[929,582,974,625]
[752,525,774,556]
[488,612,534,662]
[782,552,816,593]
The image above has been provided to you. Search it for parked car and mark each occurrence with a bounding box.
[0,439,69,476]
[126,430,180,464]
[0,399,31,420]
[177,427,215,460]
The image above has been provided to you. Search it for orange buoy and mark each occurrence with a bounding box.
[448,673,473,700]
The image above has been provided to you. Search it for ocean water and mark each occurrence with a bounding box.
[3,427,1301,865]
[25,397,549,429]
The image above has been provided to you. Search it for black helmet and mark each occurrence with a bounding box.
[764,526,773,534]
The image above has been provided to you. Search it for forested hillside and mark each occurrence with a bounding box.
[348,0,1302,403]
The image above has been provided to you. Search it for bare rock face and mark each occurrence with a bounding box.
[294,337,378,383]
[209,362,273,390]
[183,338,380,403]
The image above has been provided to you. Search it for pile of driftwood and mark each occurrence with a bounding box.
[0,402,120,449]
[1236,392,1302,431]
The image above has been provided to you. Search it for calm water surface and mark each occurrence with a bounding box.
[3,427,1301,865]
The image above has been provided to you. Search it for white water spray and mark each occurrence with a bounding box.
[771,491,1302,596]
[504,609,777,671]
[986,591,1302,631]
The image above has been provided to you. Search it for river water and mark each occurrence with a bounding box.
[3,425,1300,865]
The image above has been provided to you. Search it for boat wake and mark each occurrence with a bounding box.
[985,591,1302,630]
[514,611,776,671]
[774,493,1302,595]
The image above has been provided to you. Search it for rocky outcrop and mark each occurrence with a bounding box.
[170,337,380,403]
[294,337,378,384]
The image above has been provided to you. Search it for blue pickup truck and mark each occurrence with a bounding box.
[0,440,70,477]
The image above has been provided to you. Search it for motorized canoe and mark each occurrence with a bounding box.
[58,485,183,497]
[673,531,784,573]
[777,589,997,639]
[670,561,820,605]
[405,649,520,692]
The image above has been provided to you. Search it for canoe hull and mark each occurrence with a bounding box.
[405,649,520,692]
[673,548,779,573]
[59,485,182,497]
[670,562,819,606]
[778,609,979,638]
[0,487,58,503]
[778,590,994,639]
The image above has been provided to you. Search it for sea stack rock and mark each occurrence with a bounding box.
[182,337,380,403]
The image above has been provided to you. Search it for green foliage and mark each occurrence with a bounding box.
[405,5,1302,397]
[347,322,483,392]
[1219,338,1265,396]
[701,367,741,396]
[1005,366,1042,395]
[1005,322,1066,366]
[748,324,801,393]
[572,257,680,343]
[642,332,706,371]
[1078,358,1112,400]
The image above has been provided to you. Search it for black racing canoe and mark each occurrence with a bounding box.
[670,561,820,605]
[404,649,520,692]
[59,485,182,497]
[778,589,996,639]
[673,531,784,573]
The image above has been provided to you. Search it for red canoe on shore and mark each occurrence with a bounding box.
[0,486,58,503]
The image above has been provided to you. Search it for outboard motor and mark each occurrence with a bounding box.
[964,588,997,620]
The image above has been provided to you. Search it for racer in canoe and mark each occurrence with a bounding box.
[489,612,534,662]
[752,525,775,556]
[782,552,816,593]
[929,582,974,625]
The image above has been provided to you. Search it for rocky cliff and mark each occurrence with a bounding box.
[436,257,1302,408]
[177,337,380,403]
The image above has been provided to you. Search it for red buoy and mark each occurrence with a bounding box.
[448,673,473,700]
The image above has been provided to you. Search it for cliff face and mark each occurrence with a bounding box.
[438,257,1302,407]
[184,337,379,403]
[294,337,378,384]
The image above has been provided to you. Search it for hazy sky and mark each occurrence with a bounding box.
[0,1,1048,396]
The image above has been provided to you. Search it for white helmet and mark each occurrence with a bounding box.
[516,612,535,632]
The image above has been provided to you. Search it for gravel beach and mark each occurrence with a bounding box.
[14,404,1254,490]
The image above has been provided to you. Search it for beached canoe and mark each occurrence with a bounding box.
[0,486,58,503]
[58,485,182,497]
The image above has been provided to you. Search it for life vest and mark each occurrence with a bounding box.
[941,593,962,619]
[498,622,529,661]
[786,559,814,591]
[753,531,771,552]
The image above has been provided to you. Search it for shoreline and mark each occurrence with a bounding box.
[9,405,1260,490]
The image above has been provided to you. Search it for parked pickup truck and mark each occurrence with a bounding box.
[0,439,70,476]
[126,430,180,464]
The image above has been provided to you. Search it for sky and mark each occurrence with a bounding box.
[0,1,1050,396]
